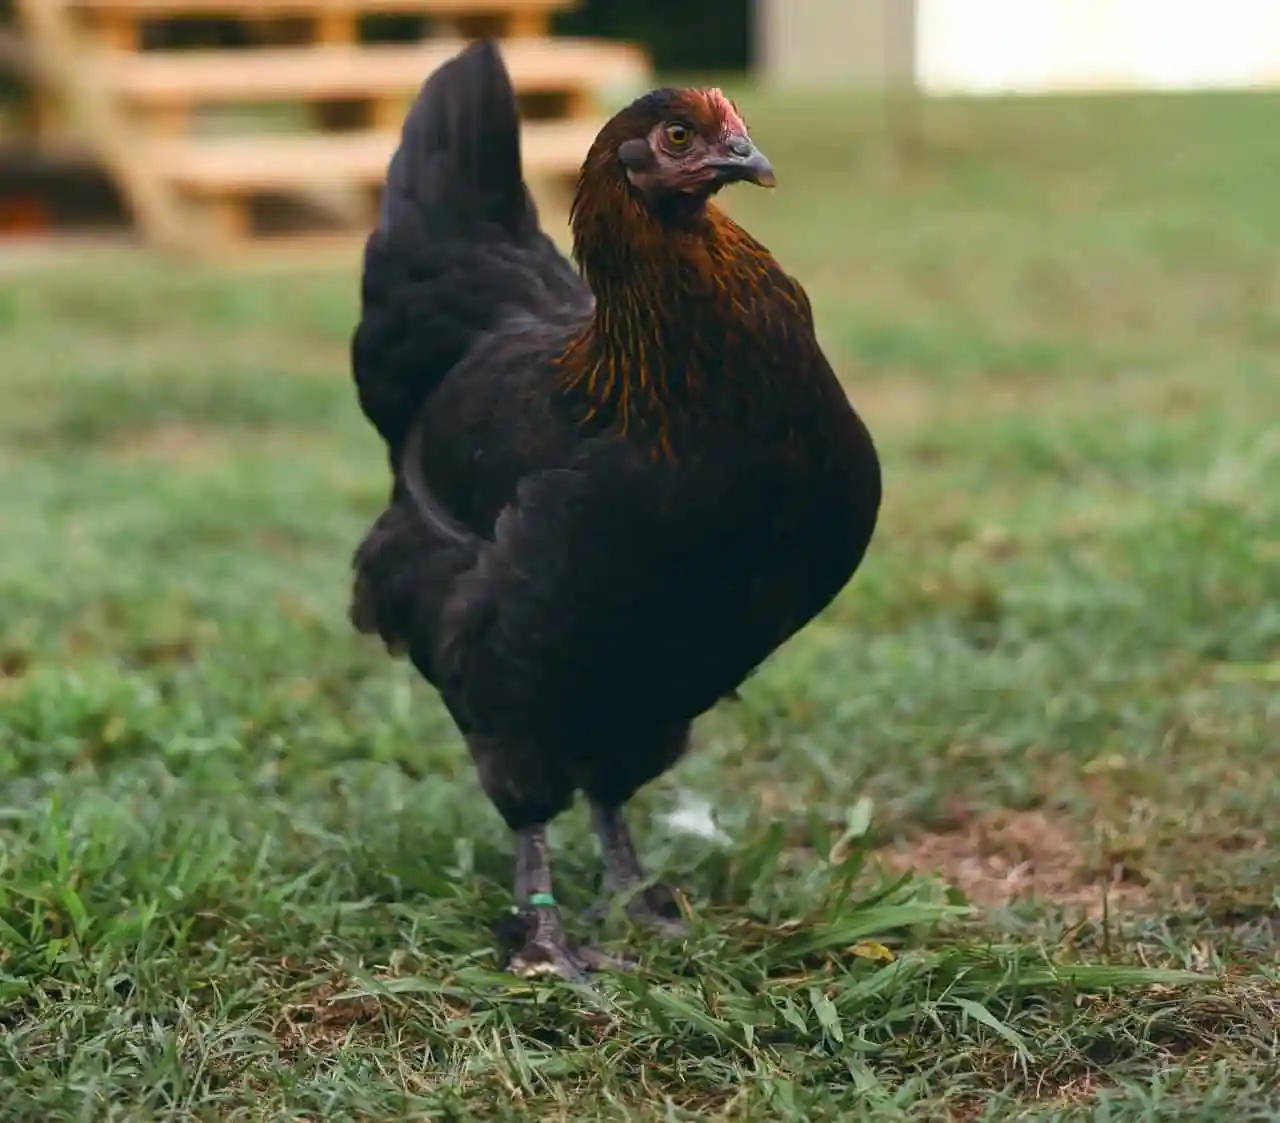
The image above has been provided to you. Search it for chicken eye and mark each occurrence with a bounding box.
[663,122,693,150]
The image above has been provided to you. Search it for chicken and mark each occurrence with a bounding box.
[349,39,882,981]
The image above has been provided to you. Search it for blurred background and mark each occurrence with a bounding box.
[1,3,1278,1116]
[6,0,1280,249]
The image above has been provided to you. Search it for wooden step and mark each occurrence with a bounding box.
[0,28,38,78]
[67,0,577,48]
[68,0,571,15]
[151,116,594,193]
[13,0,190,247]
[97,39,649,108]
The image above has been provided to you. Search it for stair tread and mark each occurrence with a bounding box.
[71,0,569,12]
[152,117,594,190]
[99,39,648,103]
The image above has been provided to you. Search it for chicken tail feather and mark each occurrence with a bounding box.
[353,37,581,462]
[350,413,481,664]
[350,38,589,669]
[376,37,533,246]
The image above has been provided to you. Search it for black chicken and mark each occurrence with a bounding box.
[350,40,881,980]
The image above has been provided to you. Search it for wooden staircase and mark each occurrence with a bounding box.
[2,0,650,256]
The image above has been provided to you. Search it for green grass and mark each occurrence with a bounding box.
[2,86,1279,1121]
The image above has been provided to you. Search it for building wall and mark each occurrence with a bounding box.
[754,0,916,87]
[917,0,1280,94]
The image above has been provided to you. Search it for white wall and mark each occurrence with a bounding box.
[917,0,1280,94]
[754,0,914,87]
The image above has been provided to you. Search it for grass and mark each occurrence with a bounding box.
[2,85,1279,1120]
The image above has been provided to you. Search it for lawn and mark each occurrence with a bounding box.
[1,85,1278,1121]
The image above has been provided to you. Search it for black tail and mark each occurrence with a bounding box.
[353,39,544,457]
[350,39,587,666]
[349,491,479,668]
[376,37,536,248]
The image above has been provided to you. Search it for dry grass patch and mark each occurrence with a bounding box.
[877,809,1154,917]
[102,423,333,469]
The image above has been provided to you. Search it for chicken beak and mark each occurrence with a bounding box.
[707,138,777,188]
[737,149,777,188]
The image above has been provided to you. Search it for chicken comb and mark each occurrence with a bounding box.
[686,88,749,139]
[615,87,749,140]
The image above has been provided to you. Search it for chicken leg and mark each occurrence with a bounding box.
[588,801,688,936]
[507,824,628,981]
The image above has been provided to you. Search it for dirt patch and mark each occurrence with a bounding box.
[837,363,1229,439]
[102,423,235,469]
[101,423,328,469]
[952,1071,1108,1122]
[842,378,936,429]
[876,809,1152,916]
[273,976,384,1051]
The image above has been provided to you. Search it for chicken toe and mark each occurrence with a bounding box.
[506,823,632,981]
[508,917,630,982]
[589,801,689,937]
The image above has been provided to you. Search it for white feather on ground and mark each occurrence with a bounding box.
[662,792,732,846]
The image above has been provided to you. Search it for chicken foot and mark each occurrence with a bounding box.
[587,801,688,937]
[507,824,629,982]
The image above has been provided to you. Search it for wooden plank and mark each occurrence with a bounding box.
[0,29,38,77]
[505,8,544,36]
[448,10,543,37]
[69,0,573,15]
[148,102,188,135]
[30,91,66,136]
[0,136,101,170]
[0,28,64,139]
[14,0,188,249]
[314,9,356,44]
[196,229,368,264]
[154,171,573,260]
[94,10,140,49]
[368,94,405,129]
[98,40,649,106]
[204,193,250,239]
[152,117,597,192]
